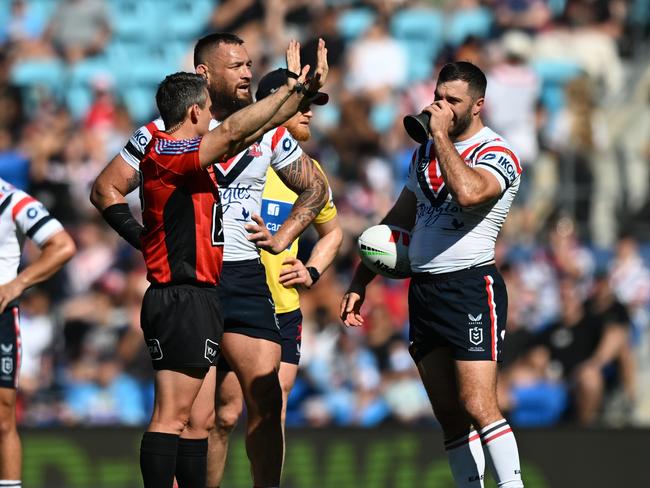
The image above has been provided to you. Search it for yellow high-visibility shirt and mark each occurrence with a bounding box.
[260,159,337,313]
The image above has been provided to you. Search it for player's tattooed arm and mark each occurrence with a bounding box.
[277,153,328,223]
[245,153,328,254]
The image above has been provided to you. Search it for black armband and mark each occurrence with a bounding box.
[102,203,144,251]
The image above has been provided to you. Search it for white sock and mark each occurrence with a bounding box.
[0,481,22,487]
[479,420,523,487]
[445,430,485,487]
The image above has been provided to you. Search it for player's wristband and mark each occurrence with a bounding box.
[306,266,321,287]
[102,203,144,251]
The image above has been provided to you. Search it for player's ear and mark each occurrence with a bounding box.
[189,104,199,123]
[473,96,484,116]
[195,64,209,79]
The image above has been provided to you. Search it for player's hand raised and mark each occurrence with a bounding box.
[308,38,329,91]
[285,40,310,89]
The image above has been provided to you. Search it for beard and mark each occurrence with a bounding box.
[448,107,472,140]
[288,124,310,141]
[209,83,253,119]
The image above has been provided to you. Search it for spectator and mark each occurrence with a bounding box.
[44,0,111,64]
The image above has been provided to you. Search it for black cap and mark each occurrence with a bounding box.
[255,68,329,105]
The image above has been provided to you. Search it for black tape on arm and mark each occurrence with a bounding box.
[102,203,144,250]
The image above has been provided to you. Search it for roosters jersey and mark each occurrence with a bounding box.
[0,178,64,285]
[140,131,223,285]
[260,160,337,314]
[406,127,521,274]
[121,120,303,262]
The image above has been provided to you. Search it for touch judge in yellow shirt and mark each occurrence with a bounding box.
[207,68,343,487]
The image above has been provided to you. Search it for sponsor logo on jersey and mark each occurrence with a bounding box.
[468,313,482,324]
[262,199,292,235]
[146,339,163,360]
[0,343,13,354]
[134,128,149,148]
[220,183,253,219]
[469,326,483,346]
[204,339,219,363]
[247,143,262,157]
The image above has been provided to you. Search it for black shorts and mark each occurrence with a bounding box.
[408,265,508,363]
[216,259,281,372]
[140,284,223,370]
[279,309,303,365]
[0,305,21,389]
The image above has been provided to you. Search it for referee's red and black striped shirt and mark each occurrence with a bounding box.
[140,131,224,286]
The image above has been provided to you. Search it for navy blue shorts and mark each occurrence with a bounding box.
[0,305,21,389]
[279,309,303,365]
[141,284,223,370]
[408,265,508,362]
[217,259,281,372]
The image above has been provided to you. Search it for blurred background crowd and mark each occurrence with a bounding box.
[1,0,649,430]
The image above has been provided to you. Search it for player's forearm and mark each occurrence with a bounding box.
[14,231,76,291]
[379,187,417,230]
[432,130,486,207]
[348,261,377,294]
[306,219,343,273]
[271,186,328,251]
[273,154,329,251]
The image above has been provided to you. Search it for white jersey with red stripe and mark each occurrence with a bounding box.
[0,178,64,285]
[406,126,521,274]
[120,119,303,261]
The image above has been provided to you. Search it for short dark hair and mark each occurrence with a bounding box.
[194,32,244,67]
[437,61,487,99]
[155,72,208,129]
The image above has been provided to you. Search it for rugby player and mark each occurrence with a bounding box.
[341,62,525,488]
[0,178,75,488]
[205,67,343,487]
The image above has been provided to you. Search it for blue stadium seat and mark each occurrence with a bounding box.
[65,85,93,120]
[161,0,214,39]
[446,7,493,47]
[11,59,66,96]
[390,9,444,82]
[122,86,157,124]
[532,59,582,116]
[337,8,376,41]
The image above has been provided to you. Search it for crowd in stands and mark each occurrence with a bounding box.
[1,0,649,429]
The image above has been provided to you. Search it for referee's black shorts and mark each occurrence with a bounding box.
[408,265,508,363]
[141,283,223,370]
[216,258,281,372]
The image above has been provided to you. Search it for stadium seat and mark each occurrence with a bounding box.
[532,59,582,116]
[337,8,376,41]
[445,7,493,47]
[391,9,444,81]
[122,86,157,123]
[161,0,213,39]
[11,59,66,96]
[65,85,93,121]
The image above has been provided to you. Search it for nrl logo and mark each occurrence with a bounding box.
[417,157,430,173]
[469,327,483,346]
